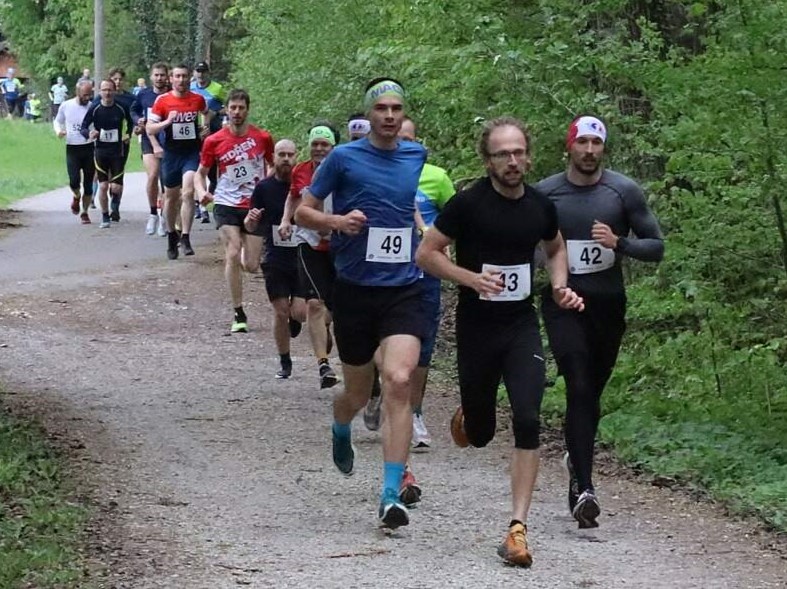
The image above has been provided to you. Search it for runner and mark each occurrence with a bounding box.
[347,112,370,141]
[416,116,584,566]
[191,61,227,222]
[49,76,69,120]
[1,68,24,118]
[194,88,274,332]
[295,78,427,529]
[279,123,341,389]
[54,80,95,223]
[244,139,308,377]
[535,115,664,529]
[147,64,212,259]
[80,79,133,229]
[131,62,169,236]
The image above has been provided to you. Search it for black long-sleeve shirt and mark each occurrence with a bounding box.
[80,101,133,158]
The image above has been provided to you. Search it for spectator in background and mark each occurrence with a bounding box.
[49,76,69,119]
[133,77,146,96]
[2,68,24,118]
[77,68,93,85]
[24,92,42,122]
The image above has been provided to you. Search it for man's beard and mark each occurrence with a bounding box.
[491,167,523,188]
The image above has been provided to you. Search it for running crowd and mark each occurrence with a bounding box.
[52,63,664,568]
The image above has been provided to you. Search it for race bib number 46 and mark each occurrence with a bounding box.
[226,161,256,186]
[480,263,531,302]
[567,240,615,275]
[365,227,412,263]
[172,121,195,140]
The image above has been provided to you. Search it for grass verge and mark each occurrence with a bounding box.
[0,118,143,209]
[0,405,87,587]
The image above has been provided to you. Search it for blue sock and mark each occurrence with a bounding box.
[332,421,351,440]
[382,462,406,500]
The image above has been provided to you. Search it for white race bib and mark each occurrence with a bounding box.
[272,225,298,248]
[172,121,195,140]
[226,160,256,186]
[480,263,531,302]
[365,227,412,263]
[99,128,119,142]
[567,240,615,275]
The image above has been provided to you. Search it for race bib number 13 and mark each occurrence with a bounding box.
[480,263,531,302]
[172,121,195,140]
[365,227,412,263]
[567,240,615,275]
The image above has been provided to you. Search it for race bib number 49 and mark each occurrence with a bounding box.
[365,227,412,263]
[172,121,195,140]
[567,240,615,275]
[480,263,531,302]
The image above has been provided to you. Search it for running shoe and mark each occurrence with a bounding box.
[80,212,91,224]
[70,197,80,215]
[450,406,470,448]
[378,488,409,529]
[572,490,601,529]
[231,319,248,333]
[288,317,302,338]
[157,214,167,237]
[497,522,533,567]
[275,365,292,379]
[110,210,120,222]
[145,214,158,235]
[201,209,210,223]
[100,213,111,229]
[363,393,382,431]
[167,231,179,260]
[181,235,195,256]
[398,466,422,507]
[194,205,202,219]
[564,452,580,513]
[332,428,354,476]
[412,413,432,451]
[319,362,338,389]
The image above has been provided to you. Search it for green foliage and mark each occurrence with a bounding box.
[0,408,87,587]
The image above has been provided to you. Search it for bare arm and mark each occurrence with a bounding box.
[294,189,367,235]
[194,164,211,203]
[277,193,300,240]
[542,231,584,311]
[147,110,176,136]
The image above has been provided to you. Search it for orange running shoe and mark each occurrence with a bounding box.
[450,406,470,448]
[497,522,533,567]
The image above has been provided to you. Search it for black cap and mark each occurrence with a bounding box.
[194,61,210,72]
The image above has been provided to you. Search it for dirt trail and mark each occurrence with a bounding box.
[0,176,784,588]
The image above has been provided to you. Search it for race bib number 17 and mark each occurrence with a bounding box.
[365,227,412,263]
[566,240,615,275]
[480,263,531,302]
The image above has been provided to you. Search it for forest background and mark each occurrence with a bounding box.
[1,0,785,532]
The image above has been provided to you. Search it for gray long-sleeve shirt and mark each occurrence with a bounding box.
[535,169,664,296]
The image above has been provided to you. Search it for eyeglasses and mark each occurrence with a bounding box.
[488,149,528,163]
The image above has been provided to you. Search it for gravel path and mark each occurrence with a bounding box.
[0,175,784,588]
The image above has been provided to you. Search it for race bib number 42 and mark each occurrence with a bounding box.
[480,263,531,302]
[172,121,195,140]
[567,240,615,275]
[365,227,412,263]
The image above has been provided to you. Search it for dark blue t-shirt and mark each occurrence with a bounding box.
[308,137,427,287]
[131,88,166,149]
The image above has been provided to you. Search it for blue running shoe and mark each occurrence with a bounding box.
[378,488,409,529]
[332,428,354,476]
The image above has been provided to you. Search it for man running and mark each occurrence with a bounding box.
[54,80,95,223]
[279,123,340,389]
[295,78,427,529]
[49,76,69,120]
[80,79,133,228]
[1,68,23,118]
[191,61,227,222]
[347,112,370,141]
[244,139,307,377]
[147,64,212,259]
[416,116,584,567]
[535,115,664,529]
[132,62,169,236]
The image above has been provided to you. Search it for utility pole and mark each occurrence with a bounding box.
[94,0,104,95]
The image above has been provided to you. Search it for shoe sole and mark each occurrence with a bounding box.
[399,484,422,507]
[167,249,179,260]
[275,373,291,380]
[379,503,409,529]
[411,441,431,453]
[320,374,339,389]
[363,416,381,431]
[574,498,601,529]
[333,443,356,477]
[497,545,533,567]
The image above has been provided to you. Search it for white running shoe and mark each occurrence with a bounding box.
[157,214,167,237]
[412,413,432,451]
[145,214,158,235]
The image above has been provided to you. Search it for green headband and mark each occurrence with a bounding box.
[309,125,336,146]
[364,80,405,111]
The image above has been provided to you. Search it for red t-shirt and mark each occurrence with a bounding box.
[149,91,207,153]
[290,160,330,251]
[200,126,274,208]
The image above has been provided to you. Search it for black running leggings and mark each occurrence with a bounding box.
[541,290,626,492]
[66,144,96,196]
[456,305,545,450]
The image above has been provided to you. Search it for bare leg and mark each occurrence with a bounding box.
[510,448,540,523]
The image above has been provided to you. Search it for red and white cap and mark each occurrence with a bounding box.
[566,116,607,150]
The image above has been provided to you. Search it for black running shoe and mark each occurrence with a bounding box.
[564,452,580,513]
[275,365,292,379]
[109,210,120,222]
[319,362,338,389]
[167,231,179,260]
[201,210,210,223]
[181,235,195,256]
[573,489,601,529]
[288,317,302,338]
